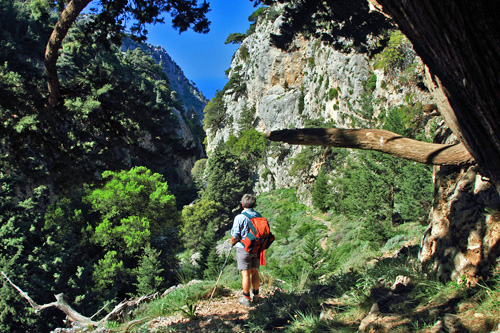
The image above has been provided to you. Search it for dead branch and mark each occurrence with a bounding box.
[1,271,45,311]
[101,293,158,323]
[1,271,97,326]
[265,128,475,166]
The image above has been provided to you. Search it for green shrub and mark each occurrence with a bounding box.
[239,45,250,61]
[327,87,339,100]
[289,147,316,177]
[374,30,417,80]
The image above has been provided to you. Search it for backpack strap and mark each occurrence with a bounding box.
[241,212,262,219]
[241,212,261,236]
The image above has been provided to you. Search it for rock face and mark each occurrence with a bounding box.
[119,39,207,185]
[207,5,432,200]
[206,3,500,281]
[421,164,500,283]
[122,39,208,124]
[419,129,500,283]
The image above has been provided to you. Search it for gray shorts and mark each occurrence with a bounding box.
[236,247,260,271]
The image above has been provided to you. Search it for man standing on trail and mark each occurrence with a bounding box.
[230,194,261,307]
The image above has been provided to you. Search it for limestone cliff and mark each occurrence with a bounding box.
[120,38,207,186]
[206,5,433,199]
[205,4,500,282]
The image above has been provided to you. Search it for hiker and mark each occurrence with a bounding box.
[230,194,262,307]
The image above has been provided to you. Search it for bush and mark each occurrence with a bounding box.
[374,30,417,79]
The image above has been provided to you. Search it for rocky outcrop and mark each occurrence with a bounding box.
[207,5,433,200]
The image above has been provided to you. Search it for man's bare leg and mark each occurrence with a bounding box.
[251,267,260,291]
[241,269,251,294]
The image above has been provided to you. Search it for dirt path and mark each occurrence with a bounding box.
[310,214,336,250]
[144,292,260,332]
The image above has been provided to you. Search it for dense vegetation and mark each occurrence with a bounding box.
[2,1,499,332]
[0,1,204,331]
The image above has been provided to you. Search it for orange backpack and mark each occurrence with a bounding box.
[240,212,275,253]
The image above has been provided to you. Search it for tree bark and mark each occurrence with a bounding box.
[45,0,91,107]
[370,0,500,191]
[265,128,475,166]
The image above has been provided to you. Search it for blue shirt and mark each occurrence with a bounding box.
[231,208,259,248]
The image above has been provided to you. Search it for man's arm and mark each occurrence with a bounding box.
[230,214,244,245]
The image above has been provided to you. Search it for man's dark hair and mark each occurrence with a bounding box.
[241,194,256,208]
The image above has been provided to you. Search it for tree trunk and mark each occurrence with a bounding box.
[45,0,91,107]
[420,164,500,283]
[371,0,500,191]
[265,128,475,166]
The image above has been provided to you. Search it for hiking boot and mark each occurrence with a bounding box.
[238,296,252,307]
[252,294,260,303]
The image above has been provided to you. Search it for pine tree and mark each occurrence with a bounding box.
[86,166,180,299]
[195,222,217,279]
[134,245,164,295]
[312,167,330,212]
[204,145,252,220]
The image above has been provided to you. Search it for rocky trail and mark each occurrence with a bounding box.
[143,291,270,332]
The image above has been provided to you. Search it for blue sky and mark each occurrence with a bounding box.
[144,1,259,100]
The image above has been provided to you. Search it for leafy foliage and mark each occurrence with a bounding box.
[225,33,246,45]
[86,166,180,297]
[374,30,418,81]
[134,245,164,295]
[237,104,256,133]
[256,0,393,52]
[290,147,317,177]
[204,144,253,214]
[181,198,223,250]
[225,65,247,97]
[0,179,50,332]
[82,0,210,45]
[226,128,267,162]
[312,166,330,212]
[191,158,208,192]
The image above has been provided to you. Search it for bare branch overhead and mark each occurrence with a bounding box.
[265,128,475,166]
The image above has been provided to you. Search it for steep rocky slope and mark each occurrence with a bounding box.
[205,4,500,282]
[122,39,208,125]
[207,5,433,199]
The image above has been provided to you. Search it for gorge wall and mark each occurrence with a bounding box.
[118,39,208,187]
[207,4,433,202]
[205,4,500,282]
[122,39,208,125]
